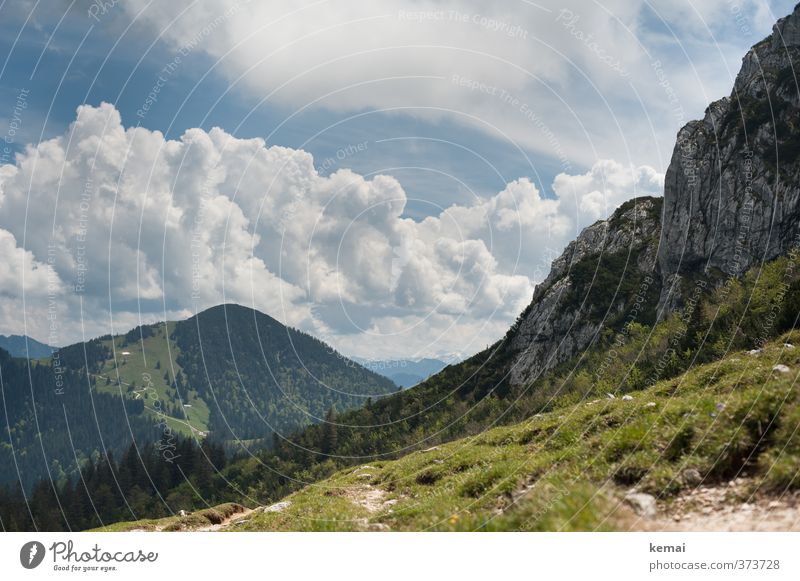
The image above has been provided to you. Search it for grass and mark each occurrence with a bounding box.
[231,331,800,531]
[95,331,800,532]
[96,503,247,532]
[93,323,210,436]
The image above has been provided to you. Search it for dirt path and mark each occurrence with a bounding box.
[630,479,800,531]
[195,507,255,532]
[345,485,391,513]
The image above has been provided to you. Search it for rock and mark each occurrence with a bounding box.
[262,501,291,513]
[747,349,764,356]
[178,509,187,517]
[784,343,795,349]
[657,4,800,311]
[624,492,658,518]
[622,394,633,401]
[645,402,657,408]
[773,364,791,373]
[507,198,662,386]
[368,522,391,531]
[606,393,616,400]
[683,469,703,486]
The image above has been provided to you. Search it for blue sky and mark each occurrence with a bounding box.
[0,0,796,359]
[0,3,553,215]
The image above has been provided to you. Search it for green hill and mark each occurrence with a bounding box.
[97,330,800,532]
[0,304,396,492]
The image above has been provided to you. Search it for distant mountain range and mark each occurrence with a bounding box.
[0,304,396,490]
[0,334,55,358]
[355,357,453,388]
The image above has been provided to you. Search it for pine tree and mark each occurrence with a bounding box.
[321,407,338,454]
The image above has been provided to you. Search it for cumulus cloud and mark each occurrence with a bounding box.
[552,159,665,229]
[0,228,55,297]
[0,103,660,358]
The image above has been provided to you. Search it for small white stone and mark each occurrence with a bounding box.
[263,501,291,513]
[773,364,791,374]
[645,402,657,408]
[606,393,616,399]
[784,343,795,349]
[624,492,657,518]
[622,395,633,401]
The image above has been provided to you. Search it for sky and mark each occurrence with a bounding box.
[0,0,795,360]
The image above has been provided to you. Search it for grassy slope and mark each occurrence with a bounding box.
[93,323,210,437]
[100,331,800,532]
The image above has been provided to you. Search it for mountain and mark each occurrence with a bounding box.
[658,5,800,311]
[506,197,662,386]
[356,358,451,388]
[98,330,800,532]
[0,335,55,358]
[197,4,800,515]
[170,304,397,441]
[505,3,800,384]
[6,5,800,531]
[0,303,395,490]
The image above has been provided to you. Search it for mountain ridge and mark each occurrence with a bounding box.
[0,334,55,359]
[0,302,395,490]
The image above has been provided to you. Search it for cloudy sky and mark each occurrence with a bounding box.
[0,0,794,360]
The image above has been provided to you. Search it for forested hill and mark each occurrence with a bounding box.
[0,335,54,358]
[171,303,398,441]
[0,303,396,492]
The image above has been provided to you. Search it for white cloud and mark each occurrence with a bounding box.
[0,103,659,358]
[552,159,665,229]
[0,228,55,297]
[116,0,788,171]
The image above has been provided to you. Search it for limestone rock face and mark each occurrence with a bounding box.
[506,5,800,387]
[657,4,800,310]
[508,198,661,386]
[506,5,800,385]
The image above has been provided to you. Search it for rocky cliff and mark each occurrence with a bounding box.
[508,4,800,386]
[508,197,662,385]
[658,3,800,310]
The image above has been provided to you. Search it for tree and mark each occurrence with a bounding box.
[321,407,338,454]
